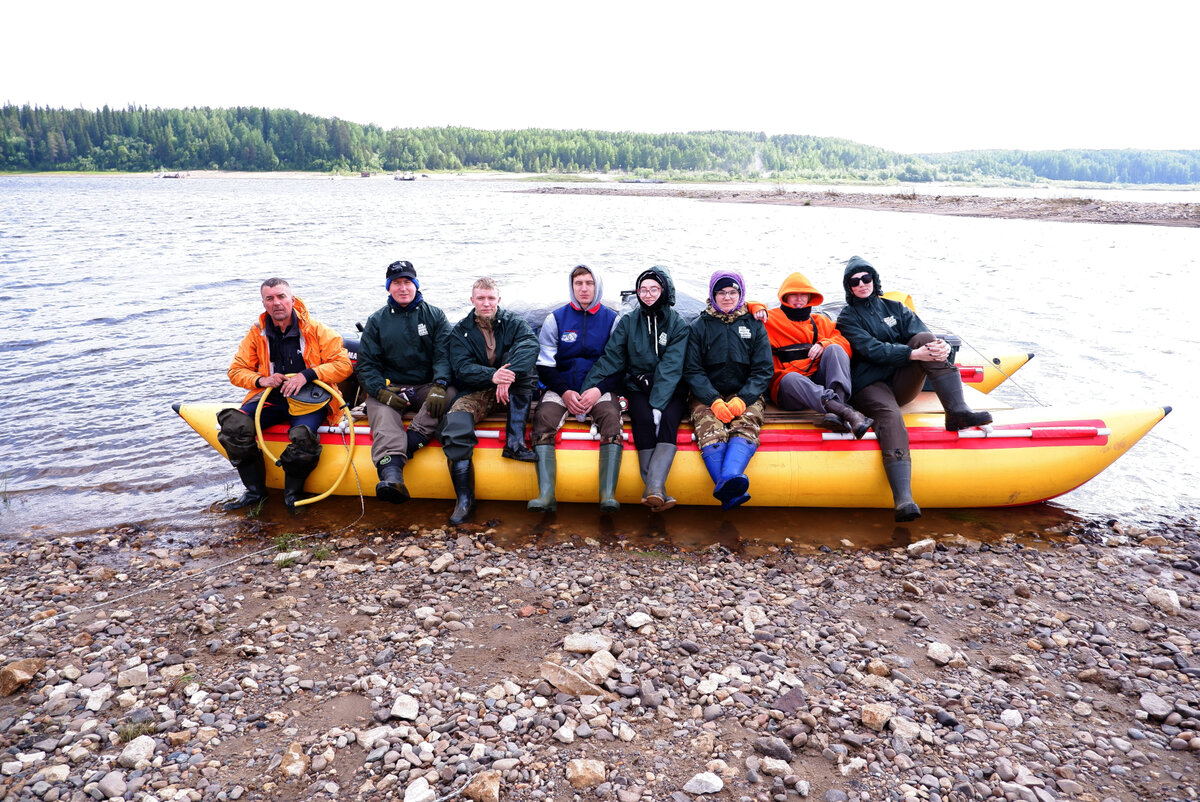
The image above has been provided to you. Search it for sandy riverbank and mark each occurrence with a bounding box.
[1,516,1197,802]
[527,186,1200,228]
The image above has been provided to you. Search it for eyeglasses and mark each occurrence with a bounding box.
[637,285,662,296]
[715,288,741,299]
[848,274,873,287]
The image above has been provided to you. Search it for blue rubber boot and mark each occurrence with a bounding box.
[700,443,727,487]
[716,437,756,510]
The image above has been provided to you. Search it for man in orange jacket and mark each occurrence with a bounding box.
[218,278,352,510]
[751,272,872,438]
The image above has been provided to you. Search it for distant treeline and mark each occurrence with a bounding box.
[4,104,1199,185]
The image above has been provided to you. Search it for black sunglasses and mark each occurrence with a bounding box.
[848,274,873,287]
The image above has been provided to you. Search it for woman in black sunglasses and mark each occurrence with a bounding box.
[835,256,993,521]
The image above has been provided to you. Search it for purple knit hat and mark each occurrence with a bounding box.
[708,270,745,308]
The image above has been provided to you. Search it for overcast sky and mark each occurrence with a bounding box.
[5,1,1194,154]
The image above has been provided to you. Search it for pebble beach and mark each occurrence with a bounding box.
[2,514,1197,802]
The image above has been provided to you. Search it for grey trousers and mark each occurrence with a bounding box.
[364,383,456,465]
[774,344,852,412]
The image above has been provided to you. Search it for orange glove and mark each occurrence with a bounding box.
[727,397,747,418]
[710,399,734,424]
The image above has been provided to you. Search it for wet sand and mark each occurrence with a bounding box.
[528,185,1200,227]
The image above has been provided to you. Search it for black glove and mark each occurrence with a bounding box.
[628,372,654,394]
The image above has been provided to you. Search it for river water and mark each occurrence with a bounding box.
[1,174,1196,546]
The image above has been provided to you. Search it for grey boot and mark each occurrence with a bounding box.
[637,449,653,483]
[642,443,677,511]
[882,450,921,522]
[598,443,622,513]
[928,373,993,432]
[527,445,557,512]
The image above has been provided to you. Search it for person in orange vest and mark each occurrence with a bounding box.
[750,272,872,438]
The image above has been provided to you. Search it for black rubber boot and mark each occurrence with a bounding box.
[882,451,921,522]
[527,445,557,512]
[501,394,537,462]
[223,455,268,511]
[928,373,993,432]
[597,443,622,513]
[375,455,409,504]
[825,398,873,440]
[279,424,321,510]
[447,459,475,525]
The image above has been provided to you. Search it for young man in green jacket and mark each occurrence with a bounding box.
[441,277,539,525]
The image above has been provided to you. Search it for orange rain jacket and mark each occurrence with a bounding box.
[228,296,353,424]
[748,272,852,404]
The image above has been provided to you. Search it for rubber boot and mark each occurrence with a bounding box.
[642,443,677,511]
[280,424,321,510]
[700,442,727,485]
[817,411,850,433]
[375,455,409,504]
[597,443,622,513]
[223,454,268,511]
[825,398,873,440]
[715,437,756,510]
[501,393,537,462]
[928,372,993,432]
[447,459,475,525]
[637,450,653,484]
[883,451,921,522]
[527,445,557,512]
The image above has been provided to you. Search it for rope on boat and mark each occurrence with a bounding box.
[919,316,1046,407]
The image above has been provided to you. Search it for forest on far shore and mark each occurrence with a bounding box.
[4,104,1199,185]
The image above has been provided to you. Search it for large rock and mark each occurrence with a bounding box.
[1144,586,1181,615]
[625,611,653,629]
[391,693,420,720]
[578,650,617,684]
[566,758,606,788]
[540,662,615,700]
[682,772,724,794]
[754,736,792,761]
[118,734,156,768]
[927,642,953,666]
[96,771,127,798]
[117,664,149,688]
[1,658,45,696]
[907,538,936,556]
[1140,692,1174,719]
[760,757,792,776]
[861,702,895,732]
[279,741,308,779]
[463,770,502,802]
[564,633,613,653]
[404,777,436,802]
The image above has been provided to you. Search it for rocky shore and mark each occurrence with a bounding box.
[527,186,1200,228]
[1,517,1197,802]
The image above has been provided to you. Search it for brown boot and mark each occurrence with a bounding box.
[825,398,873,440]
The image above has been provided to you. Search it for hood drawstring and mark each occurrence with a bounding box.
[646,313,660,358]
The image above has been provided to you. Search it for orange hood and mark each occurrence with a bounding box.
[777,272,823,307]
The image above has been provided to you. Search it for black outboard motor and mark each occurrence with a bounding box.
[339,334,363,409]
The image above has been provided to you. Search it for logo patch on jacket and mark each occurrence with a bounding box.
[659,332,669,347]
[884,315,897,328]
[417,323,428,336]
[737,325,751,339]
[561,330,578,343]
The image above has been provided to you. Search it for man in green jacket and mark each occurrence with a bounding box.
[356,260,453,503]
[441,277,539,525]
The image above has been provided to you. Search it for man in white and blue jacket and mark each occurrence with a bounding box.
[527,265,623,513]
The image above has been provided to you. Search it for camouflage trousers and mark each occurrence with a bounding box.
[442,388,512,461]
[689,395,765,449]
